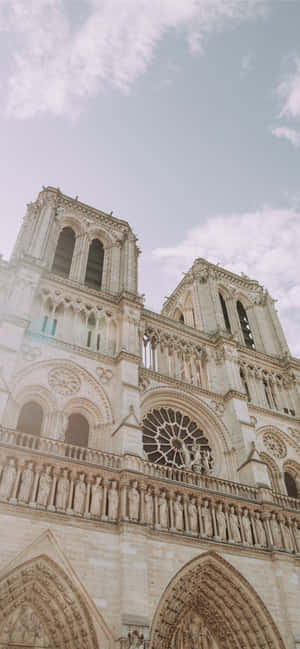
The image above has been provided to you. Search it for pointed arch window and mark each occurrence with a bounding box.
[219,293,231,332]
[17,401,43,436]
[85,239,104,290]
[237,301,255,349]
[65,413,89,448]
[284,471,298,498]
[52,227,75,278]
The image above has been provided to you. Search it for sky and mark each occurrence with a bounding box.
[0,0,300,355]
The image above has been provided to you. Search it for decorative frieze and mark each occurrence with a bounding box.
[0,451,300,556]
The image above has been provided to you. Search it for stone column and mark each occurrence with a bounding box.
[29,469,40,508]
[250,511,258,546]
[47,470,58,511]
[101,479,109,521]
[225,504,233,543]
[197,498,204,537]
[183,495,189,534]
[154,488,160,530]
[211,502,218,539]
[262,512,272,548]
[84,479,92,519]
[169,492,175,532]
[139,484,146,524]
[120,480,129,521]
[66,472,75,515]
[9,461,23,504]
[69,233,89,282]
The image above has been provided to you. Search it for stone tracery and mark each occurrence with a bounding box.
[143,408,213,473]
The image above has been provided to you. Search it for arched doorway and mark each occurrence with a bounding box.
[149,552,286,649]
[0,555,99,649]
[17,401,43,436]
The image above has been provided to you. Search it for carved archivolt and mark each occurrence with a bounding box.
[0,555,99,649]
[149,552,286,649]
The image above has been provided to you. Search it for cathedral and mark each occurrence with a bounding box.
[0,185,300,649]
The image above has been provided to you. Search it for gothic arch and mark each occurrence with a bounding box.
[64,396,102,428]
[9,359,114,425]
[141,387,233,478]
[56,213,85,237]
[259,451,281,492]
[0,555,99,649]
[3,384,57,431]
[149,551,286,649]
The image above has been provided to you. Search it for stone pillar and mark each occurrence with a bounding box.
[47,471,58,512]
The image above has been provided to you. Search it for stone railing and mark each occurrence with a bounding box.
[0,426,258,502]
[1,437,300,557]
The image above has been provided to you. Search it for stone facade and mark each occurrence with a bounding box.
[0,187,300,649]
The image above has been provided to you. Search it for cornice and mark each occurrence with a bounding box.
[26,331,116,364]
[248,402,300,425]
[139,367,223,402]
[44,186,133,234]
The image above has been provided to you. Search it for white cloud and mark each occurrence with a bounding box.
[277,57,300,120]
[152,207,300,356]
[0,0,268,118]
[241,51,255,74]
[271,126,300,148]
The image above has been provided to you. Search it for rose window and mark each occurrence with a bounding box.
[143,408,213,472]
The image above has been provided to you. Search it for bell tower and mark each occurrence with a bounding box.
[161,257,290,357]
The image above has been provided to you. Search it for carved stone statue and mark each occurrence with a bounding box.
[255,512,267,546]
[126,630,145,648]
[188,497,198,533]
[293,521,300,552]
[18,462,34,503]
[201,499,213,537]
[174,494,184,531]
[191,442,202,473]
[242,508,253,545]
[0,458,16,500]
[295,473,300,497]
[90,476,102,517]
[171,613,212,649]
[159,490,168,528]
[37,466,52,507]
[108,480,119,520]
[74,473,86,514]
[270,513,282,548]
[216,503,227,541]
[229,506,241,543]
[128,480,140,521]
[202,449,211,475]
[282,523,294,552]
[145,486,153,525]
[181,441,191,468]
[0,605,49,647]
[56,468,69,511]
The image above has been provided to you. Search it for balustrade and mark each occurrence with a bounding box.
[0,450,300,557]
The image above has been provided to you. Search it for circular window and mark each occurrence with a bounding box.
[142,407,213,472]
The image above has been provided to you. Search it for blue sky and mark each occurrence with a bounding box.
[0,0,300,354]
